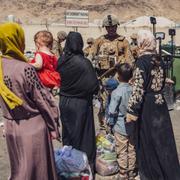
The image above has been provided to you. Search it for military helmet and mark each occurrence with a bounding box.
[57,31,67,40]
[87,37,94,44]
[102,15,120,27]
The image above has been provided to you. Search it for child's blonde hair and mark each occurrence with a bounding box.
[34,30,53,49]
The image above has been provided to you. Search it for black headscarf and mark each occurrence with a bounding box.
[64,32,84,55]
[57,32,99,98]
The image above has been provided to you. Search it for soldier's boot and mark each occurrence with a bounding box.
[119,170,128,180]
[128,168,139,180]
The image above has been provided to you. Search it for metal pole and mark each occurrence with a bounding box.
[153,24,156,36]
[73,27,78,32]
[150,17,156,36]
[168,29,176,79]
[45,19,49,31]
[159,38,162,57]
[171,35,174,79]
[171,35,174,56]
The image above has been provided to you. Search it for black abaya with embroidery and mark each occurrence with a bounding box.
[127,54,180,180]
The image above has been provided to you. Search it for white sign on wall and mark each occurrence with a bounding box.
[65,10,89,27]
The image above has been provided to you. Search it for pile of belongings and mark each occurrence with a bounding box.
[96,133,119,176]
[54,146,92,180]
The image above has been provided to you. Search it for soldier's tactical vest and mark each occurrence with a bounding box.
[97,36,126,69]
[84,46,94,59]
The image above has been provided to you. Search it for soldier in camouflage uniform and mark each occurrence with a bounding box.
[52,31,67,58]
[92,15,133,130]
[93,14,133,77]
[84,37,95,60]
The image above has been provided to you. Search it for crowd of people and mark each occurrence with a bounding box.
[0,13,180,180]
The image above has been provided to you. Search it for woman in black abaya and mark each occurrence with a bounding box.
[57,32,99,172]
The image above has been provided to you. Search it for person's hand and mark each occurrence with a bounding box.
[126,113,138,123]
[129,78,135,85]
[50,131,58,140]
[2,129,5,138]
[165,78,174,84]
[50,130,62,142]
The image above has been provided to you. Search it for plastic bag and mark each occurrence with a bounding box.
[54,146,89,174]
[96,133,119,176]
[59,165,92,180]
[96,157,119,176]
[96,134,115,152]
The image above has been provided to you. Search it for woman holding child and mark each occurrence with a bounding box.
[0,23,59,180]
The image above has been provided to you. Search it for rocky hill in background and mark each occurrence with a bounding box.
[0,0,180,23]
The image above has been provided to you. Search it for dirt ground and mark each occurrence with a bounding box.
[0,107,180,180]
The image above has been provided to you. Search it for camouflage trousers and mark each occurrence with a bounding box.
[114,133,137,180]
[97,91,107,128]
